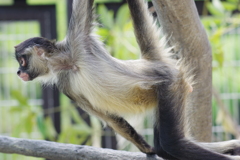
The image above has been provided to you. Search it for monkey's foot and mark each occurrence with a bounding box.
[140,146,155,155]
[224,140,240,156]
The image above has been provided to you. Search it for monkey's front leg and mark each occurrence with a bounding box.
[199,140,240,156]
[75,96,154,154]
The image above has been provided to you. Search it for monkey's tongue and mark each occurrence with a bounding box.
[19,72,29,81]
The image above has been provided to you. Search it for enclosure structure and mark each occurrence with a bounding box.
[0,0,59,159]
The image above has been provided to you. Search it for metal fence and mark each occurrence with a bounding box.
[212,29,240,141]
[0,21,43,160]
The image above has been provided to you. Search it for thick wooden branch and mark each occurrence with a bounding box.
[152,0,212,141]
[0,136,163,160]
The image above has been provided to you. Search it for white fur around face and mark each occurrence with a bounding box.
[36,69,58,85]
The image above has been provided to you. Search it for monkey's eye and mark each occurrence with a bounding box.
[20,57,26,67]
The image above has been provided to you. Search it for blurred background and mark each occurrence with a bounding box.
[0,0,240,159]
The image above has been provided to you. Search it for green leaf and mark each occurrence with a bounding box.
[11,90,30,108]
[70,107,85,125]
[11,122,23,137]
[58,129,68,143]
[9,106,23,113]
[24,112,35,134]
[44,116,57,140]
[213,46,224,67]
[222,2,237,11]
[210,27,225,41]
[37,114,47,137]
[96,28,109,39]
[72,124,91,135]
[225,0,238,3]
[207,2,225,16]
[97,5,114,29]
[116,4,130,29]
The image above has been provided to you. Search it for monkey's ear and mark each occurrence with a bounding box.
[33,46,45,56]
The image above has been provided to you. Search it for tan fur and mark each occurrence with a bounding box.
[130,86,157,109]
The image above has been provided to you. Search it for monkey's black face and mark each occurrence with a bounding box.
[16,54,29,81]
[15,53,38,81]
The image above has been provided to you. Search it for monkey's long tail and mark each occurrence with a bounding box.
[153,68,231,160]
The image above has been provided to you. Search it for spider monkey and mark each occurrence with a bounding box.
[14,0,240,159]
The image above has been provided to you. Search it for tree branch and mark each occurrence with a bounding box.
[152,0,212,141]
[0,136,163,160]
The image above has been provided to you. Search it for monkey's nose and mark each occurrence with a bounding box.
[17,70,21,75]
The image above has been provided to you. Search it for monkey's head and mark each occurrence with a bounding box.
[15,37,56,81]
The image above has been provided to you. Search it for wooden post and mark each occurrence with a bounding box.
[152,0,212,142]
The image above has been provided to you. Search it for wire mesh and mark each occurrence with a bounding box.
[0,21,43,160]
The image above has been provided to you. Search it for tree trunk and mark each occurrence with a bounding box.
[152,0,212,142]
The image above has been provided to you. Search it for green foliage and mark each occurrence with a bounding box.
[9,90,53,138]
[28,0,67,40]
[0,0,11,5]
[202,0,240,68]
[9,90,93,145]
[202,0,240,137]
[97,4,140,60]
[207,0,239,15]
[58,105,92,145]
